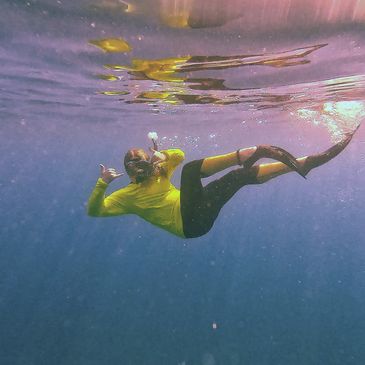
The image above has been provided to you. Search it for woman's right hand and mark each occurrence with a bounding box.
[99,164,123,184]
[149,148,166,165]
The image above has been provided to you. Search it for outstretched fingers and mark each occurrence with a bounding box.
[99,164,124,183]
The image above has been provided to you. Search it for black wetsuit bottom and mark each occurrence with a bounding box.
[180,160,260,238]
[179,130,355,238]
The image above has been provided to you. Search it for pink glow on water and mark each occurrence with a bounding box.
[149,0,365,30]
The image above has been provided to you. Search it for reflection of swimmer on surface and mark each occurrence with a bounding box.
[87,127,358,238]
[104,44,325,83]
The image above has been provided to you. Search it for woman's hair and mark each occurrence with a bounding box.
[124,148,154,183]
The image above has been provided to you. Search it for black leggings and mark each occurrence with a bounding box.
[179,131,355,238]
[180,160,260,238]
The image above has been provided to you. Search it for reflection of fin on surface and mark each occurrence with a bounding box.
[180,44,326,72]
[89,38,132,53]
[188,78,229,90]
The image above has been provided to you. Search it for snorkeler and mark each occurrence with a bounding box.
[88,128,358,238]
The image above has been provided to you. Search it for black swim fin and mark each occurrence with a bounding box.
[301,125,360,176]
[243,145,306,179]
[342,124,360,146]
[267,146,307,179]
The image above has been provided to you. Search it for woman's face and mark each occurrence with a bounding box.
[124,148,152,180]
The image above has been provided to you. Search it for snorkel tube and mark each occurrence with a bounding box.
[148,131,166,162]
[148,131,159,151]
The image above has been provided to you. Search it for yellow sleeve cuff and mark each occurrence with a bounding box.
[96,178,109,188]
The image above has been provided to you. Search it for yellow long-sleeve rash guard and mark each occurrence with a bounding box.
[87,149,186,238]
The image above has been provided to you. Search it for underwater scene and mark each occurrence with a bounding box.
[1,0,365,364]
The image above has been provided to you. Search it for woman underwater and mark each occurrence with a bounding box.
[88,129,358,238]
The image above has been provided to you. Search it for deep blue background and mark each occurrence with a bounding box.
[1,117,364,365]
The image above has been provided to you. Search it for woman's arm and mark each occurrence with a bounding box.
[88,178,110,216]
[87,165,126,217]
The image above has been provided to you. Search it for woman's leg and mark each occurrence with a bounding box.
[200,147,256,177]
[201,166,262,218]
[180,127,358,237]
[181,144,300,237]
[180,159,207,238]
[180,160,262,238]
[200,145,303,178]
[189,129,358,234]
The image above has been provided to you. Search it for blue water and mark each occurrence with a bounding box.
[1,1,365,364]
